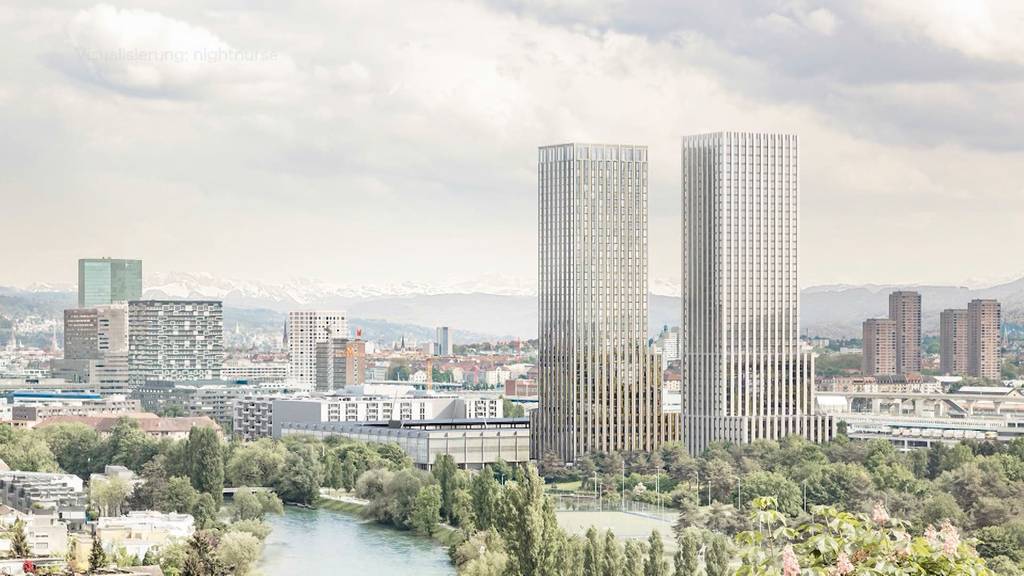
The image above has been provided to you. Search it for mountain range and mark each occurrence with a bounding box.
[5,273,1024,340]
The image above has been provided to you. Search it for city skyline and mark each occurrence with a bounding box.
[3,2,1024,290]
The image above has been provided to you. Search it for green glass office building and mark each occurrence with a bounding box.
[78,258,142,307]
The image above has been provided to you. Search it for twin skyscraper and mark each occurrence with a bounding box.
[533,133,833,462]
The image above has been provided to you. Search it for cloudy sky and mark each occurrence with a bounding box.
[2,0,1023,290]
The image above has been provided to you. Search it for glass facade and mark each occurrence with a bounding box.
[78,258,142,307]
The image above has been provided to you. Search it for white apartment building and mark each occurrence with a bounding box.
[246,394,503,440]
[128,301,224,385]
[534,143,669,462]
[681,132,832,454]
[287,311,347,387]
[221,362,290,383]
[96,511,195,558]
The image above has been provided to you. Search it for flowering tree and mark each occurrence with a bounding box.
[734,497,994,576]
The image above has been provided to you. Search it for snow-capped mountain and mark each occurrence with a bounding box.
[143,272,537,305]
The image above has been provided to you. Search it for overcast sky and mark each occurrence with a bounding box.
[2,1,1023,290]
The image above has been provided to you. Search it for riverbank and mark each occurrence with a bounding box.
[317,492,465,547]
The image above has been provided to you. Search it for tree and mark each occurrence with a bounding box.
[103,418,157,472]
[675,528,700,576]
[584,527,604,576]
[217,531,262,576]
[644,530,667,576]
[497,464,563,576]
[0,429,59,472]
[90,475,132,517]
[227,519,272,541]
[704,534,731,576]
[159,476,200,513]
[9,519,30,558]
[322,454,344,490]
[623,540,647,576]
[182,532,227,576]
[192,493,219,529]
[232,487,263,521]
[602,530,624,576]
[471,467,502,531]
[502,398,525,418]
[88,535,106,574]
[452,530,509,576]
[410,484,442,536]
[41,423,103,478]
[273,444,322,505]
[432,454,461,524]
[225,439,286,487]
[341,459,358,491]
[186,426,225,506]
[736,471,802,515]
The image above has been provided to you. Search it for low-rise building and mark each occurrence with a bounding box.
[133,381,256,427]
[0,472,87,529]
[95,511,195,559]
[220,362,289,383]
[279,418,530,470]
[0,505,70,557]
[8,394,141,428]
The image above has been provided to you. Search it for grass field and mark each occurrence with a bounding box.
[556,510,676,553]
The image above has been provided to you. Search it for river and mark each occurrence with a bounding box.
[259,507,456,575]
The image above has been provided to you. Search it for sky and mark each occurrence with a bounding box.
[2,0,1023,290]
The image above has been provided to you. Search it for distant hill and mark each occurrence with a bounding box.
[5,273,1024,341]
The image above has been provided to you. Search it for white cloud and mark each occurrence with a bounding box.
[862,0,1024,64]
[67,4,296,97]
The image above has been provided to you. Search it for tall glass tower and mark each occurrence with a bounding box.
[681,132,832,454]
[533,143,672,463]
[78,258,142,307]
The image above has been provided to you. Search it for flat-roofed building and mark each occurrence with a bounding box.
[128,300,224,385]
[280,418,530,470]
[940,308,969,375]
[889,291,922,375]
[863,318,897,377]
[968,299,1002,381]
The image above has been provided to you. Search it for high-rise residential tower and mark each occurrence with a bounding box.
[533,143,669,462]
[967,299,1001,380]
[78,258,142,307]
[862,318,897,377]
[287,311,347,387]
[128,300,224,385]
[940,308,969,375]
[681,132,832,455]
[315,337,367,391]
[888,291,922,375]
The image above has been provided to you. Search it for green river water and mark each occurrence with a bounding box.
[260,507,455,575]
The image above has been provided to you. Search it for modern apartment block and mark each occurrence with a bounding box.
[58,304,130,396]
[78,258,142,307]
[681,132,832,454]
[533,143,669,463]
[287,311,347,387]
[967,299,1002,380]
[127,300,224,385]
[133,380,256,427]
[435,326,453,356]
[889,291,922,375]
[940,309,969,375]
[862,318,897,377]
[314,338,366,392]
[64,304,128,360]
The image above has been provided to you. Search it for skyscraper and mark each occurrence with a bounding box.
[862,318,897,377]
[888,291,922,375]
[64,304,128,360]
[681,132,832,454]
[967,299,1001,380]
[534,143,668,462]
[128,300,224,385]
[78,258,142,307]
[435,326,453,357]
[287,311,347,387]
[940,308,969,375]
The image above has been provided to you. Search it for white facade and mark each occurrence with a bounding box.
[221,362,289,382]
[128,301,224,385]
[681,132,832,454]
[534,143,667,462]
[287,311,347,387]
